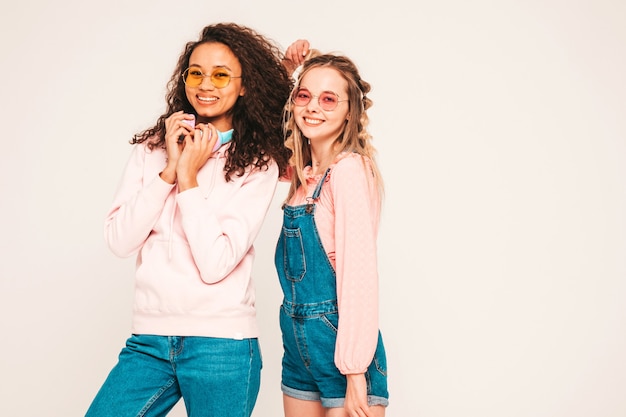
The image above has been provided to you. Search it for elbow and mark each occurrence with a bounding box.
[104,230,139,258]
[198,271,224,285]
[197,261,233,284]
[196,255,241,285]
[106,240,138,258]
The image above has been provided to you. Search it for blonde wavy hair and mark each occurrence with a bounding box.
[282,49,384,203]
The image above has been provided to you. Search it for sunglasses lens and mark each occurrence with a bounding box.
[292,89,340,110]
[183,68,234,88]
[319,92,339,110]
[184,69,203,87]
[293,89,312,106]
[211,69,231,88]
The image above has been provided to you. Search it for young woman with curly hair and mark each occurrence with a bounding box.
[86,23,297,417]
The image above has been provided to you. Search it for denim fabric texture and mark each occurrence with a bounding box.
[85,334,262,417]
[275,169,389,408]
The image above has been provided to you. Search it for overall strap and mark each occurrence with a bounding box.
[306,168,331,213]
[311,168,331,200]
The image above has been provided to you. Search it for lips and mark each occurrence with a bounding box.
[304,117,323,125]
[197,96,218,103]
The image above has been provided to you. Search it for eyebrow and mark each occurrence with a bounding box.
[297,87,341,96]
[188,64,235,72]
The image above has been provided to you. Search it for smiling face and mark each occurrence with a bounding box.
[185,42,245,131]
[293,67,349,147]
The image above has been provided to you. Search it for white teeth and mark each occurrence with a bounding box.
[198,96,217,102]
[305,118,322,125]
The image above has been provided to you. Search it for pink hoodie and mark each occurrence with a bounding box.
[104,141,279,339]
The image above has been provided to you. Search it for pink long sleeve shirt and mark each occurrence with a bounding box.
[286,152,381,375]
[104,142,279,339]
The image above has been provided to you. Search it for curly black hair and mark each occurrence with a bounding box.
[131,22,293,180]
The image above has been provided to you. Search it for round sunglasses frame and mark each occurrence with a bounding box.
[291,88,348,111]
[182,67,242,89]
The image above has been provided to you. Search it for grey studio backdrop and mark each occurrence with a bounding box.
[1,1,625,416]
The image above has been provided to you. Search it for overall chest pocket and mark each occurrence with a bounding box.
[281,226,306,282]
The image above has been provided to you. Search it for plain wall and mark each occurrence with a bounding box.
[1,1,625,416]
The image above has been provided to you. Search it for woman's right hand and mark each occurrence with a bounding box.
[176,123,218,192]
[160,111,195,183]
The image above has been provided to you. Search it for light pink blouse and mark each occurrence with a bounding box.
[286,152,381,375]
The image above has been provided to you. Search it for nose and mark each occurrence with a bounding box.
[305,96,321,111]
[198,75,215,90]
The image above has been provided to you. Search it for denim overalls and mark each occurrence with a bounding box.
[275,168,389,408]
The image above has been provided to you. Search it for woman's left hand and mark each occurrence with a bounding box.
[176,123,219,191]
[283,39,310,75]
[344,373,373,417]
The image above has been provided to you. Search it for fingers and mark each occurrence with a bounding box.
[286,39,309,61]
[193,127,205,141]
[345,402,373,417]
[284,39,310,73]
[174,123,219,161]
[175,124,217,191]
[192,124,217,148]
[178,118,195,144]
[181,123,218,159]
[165,111,195,144]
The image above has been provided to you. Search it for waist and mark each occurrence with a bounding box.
[281,299,338,318]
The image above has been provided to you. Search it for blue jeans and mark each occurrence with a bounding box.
[85,334,262,417]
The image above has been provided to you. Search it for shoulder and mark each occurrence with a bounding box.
[280,165,294,182]
[331,152,372,178]
[130,139,163,156]
[247,157,280,179]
